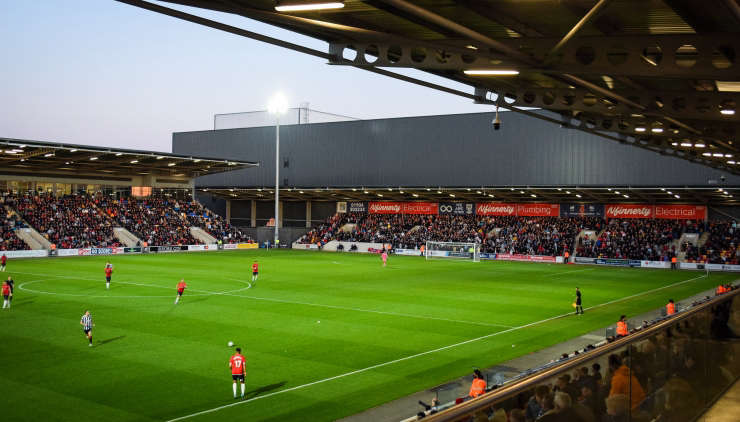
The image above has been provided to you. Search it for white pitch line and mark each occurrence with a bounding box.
[165,273,709,422]
[543,268,594,277]
[15,272,252,298]
[12,270,515,329]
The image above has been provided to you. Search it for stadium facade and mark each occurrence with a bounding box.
[174,110,740,241]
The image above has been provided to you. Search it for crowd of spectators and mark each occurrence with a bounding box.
[12,193,119,249]
[577,219,684,261]
[180,201,253,244]
[684,221,740,264]
[1,202,28,251]
[98,195,199,246]
[483,216,602,256]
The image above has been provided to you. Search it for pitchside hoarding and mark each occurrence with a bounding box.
[476,203,559,217]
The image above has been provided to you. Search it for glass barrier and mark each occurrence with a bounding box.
[420,291,739,422]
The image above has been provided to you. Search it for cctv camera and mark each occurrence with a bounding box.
[493,116,501,130]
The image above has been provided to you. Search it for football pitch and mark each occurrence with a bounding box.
[0,250,735,422]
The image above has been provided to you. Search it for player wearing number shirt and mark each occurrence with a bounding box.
[251,261,258,283]
[2,281,11,309]
[104,262,113,289]
[174,279,187,304]
[229,347,247,399]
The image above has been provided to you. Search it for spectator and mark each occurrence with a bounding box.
[607,354,645,410]
[602,394,629,422]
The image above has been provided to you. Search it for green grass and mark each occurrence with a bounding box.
[0,250,735,422]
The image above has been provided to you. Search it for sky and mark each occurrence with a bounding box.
[0,0,486,152]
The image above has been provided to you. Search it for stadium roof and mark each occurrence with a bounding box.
[119,0,740,174]
[198,185,738,205]
[0,137,257,182]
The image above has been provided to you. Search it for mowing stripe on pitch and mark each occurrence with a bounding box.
[11,271,514,329]
[166,273,708,422]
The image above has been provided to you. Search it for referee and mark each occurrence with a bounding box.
[80,310,95,347]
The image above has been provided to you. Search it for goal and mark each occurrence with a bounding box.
[425,241,480,262]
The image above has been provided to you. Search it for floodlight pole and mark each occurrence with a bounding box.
[274,115,280,248]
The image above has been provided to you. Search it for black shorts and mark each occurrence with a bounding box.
[576,300,582,305]
[106,276,111,282]
[177,290,184,296]
[232,374,245,382]
[83,328,91,335]
[2,295,8,300]
[252,271,258,276]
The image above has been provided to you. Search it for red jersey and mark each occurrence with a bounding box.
[252,263,258,272]
[1,255,6,264]
[177,281,187,292]
[2,284,9,295]
[105,267,113,277]
[229,354,246,375]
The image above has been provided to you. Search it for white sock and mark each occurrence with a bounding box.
[106,283,110,289]
[2,300,6,308]
[175,296,179,304]
[232,383,237,397]
[241,383,245,396]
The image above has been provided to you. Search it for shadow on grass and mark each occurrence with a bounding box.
[9,298,35,307]
[97,335,126,346]
[245,381,287,399]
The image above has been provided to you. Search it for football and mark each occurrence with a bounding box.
[227,341,234,347]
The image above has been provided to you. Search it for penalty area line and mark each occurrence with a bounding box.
[165,272,708,422]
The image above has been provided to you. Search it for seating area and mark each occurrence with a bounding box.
[180,201,253,243]
[566,219,684,261]
[1,200,29,251]
[98,195,199,246]
[12,193,119,249]
[686,221,740,264]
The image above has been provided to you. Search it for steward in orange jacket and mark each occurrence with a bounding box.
[608,355,646,410]
[616,315,629,337]
[468,370,487,398]
[666,299,676,315]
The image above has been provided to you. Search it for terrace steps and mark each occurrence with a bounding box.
[113,227,141,247]
[190,227,216,244]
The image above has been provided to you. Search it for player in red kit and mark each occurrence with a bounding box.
[251,260,258,283]
[229,347,247,399]
[174,279,187,304]
[104,261,113,289]
[1,253,7,272]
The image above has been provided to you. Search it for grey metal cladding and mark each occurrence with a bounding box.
[172,111,740,187]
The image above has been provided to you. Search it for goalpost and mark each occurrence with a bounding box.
[425,241,480,262]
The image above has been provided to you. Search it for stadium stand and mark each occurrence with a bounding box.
[179,200,253,244]
[11,193,119,249]
[97,195,199,246]
[298,213,725,262]
[1,196,29,251]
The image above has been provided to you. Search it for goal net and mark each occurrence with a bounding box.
[425,241,480,262]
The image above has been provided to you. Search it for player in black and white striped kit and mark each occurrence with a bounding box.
[80,310,94,347]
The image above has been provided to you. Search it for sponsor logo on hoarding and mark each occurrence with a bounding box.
[605,205,653,218]
[476,203,516,216]
[369,202,402,214]
[495,253,556,263]
[516,203,560,217]
[223,244,238,250]
[402,202,438,215]
[654,205,706,220]
[439,203,475,215]
[237,243,258,249]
